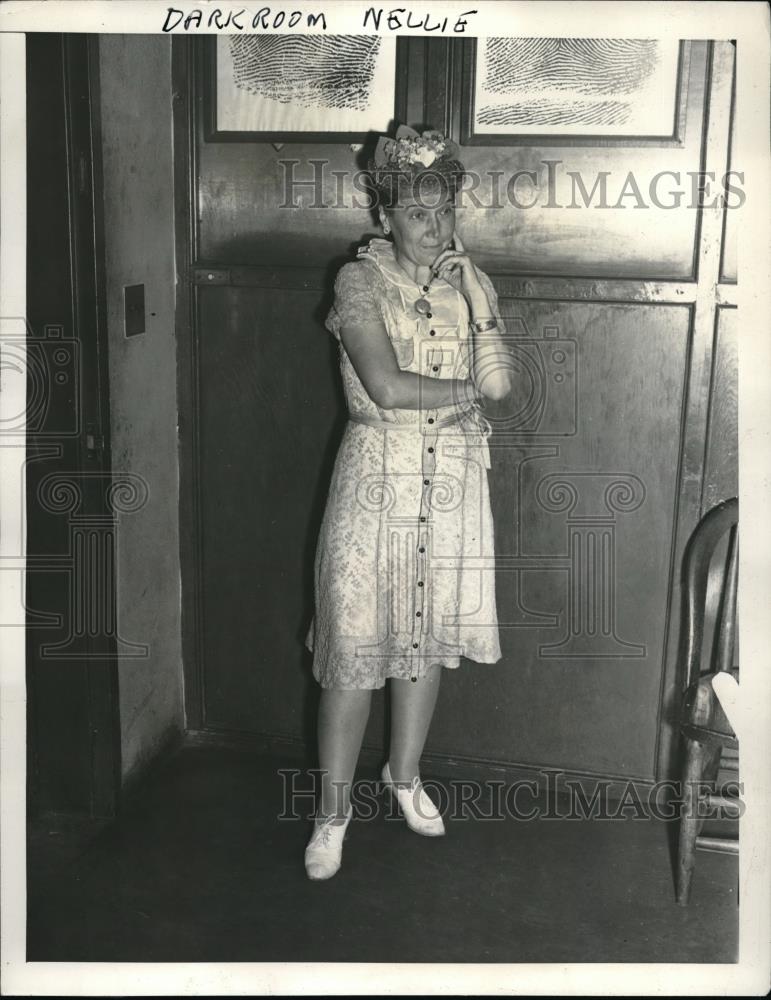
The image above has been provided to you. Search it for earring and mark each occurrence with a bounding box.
[382,220,390,234]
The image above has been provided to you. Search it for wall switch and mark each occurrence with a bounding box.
[124,283,145,337]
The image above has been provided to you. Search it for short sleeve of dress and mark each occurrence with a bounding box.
[474,267,506,336]
[325,260,384,341]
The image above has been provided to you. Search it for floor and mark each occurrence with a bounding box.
[27,742,739,963]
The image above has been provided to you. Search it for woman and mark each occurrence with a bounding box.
[303,125,513,879]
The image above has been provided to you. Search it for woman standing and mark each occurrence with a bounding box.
[304,126,513,879]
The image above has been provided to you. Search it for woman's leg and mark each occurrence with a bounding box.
[317,687,373,818]
[387,664,442,783]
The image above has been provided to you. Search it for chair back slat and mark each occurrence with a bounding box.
[712,524,738,675]
[682,498,739,690]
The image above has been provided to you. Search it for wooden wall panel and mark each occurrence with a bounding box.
[426,300,692,777]
[176,39,737,785]
[194,288,694,780]
[196,42,709,280]
[703,307,738,510]
[197,285,343,738]
[720,57,738,284]
[449,43,708,279]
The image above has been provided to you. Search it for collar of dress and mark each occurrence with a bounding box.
[356,237,455,295]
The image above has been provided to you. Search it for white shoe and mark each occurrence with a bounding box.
[382,761,445,837]
[304,806,352,880]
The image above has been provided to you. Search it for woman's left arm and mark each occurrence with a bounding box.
[432,250,513,401]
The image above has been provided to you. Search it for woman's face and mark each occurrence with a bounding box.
[380,191,456,270]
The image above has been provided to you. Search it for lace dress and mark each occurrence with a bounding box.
[304,238,502,689]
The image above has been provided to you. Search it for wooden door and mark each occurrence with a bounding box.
[175,39,736,783]
[25,34,120,817]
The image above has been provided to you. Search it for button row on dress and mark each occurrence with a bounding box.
[410,293,439,682]
[410,401,439,682]
[412,309,439,682]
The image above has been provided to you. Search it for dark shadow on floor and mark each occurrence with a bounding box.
[27,742,739,963]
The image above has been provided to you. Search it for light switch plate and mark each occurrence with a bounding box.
[124,283,145,337]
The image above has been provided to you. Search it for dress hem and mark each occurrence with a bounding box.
[309,651,503,690]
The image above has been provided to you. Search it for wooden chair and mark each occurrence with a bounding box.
[676,497,739,906]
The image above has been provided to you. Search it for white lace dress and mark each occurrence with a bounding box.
[305,238,502,689]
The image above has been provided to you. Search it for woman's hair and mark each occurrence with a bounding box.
[367,127,465,211]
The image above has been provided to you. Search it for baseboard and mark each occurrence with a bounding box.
[183,727,659,805]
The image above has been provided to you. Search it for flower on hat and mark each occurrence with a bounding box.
[413,147,437,167]
[369,126,465,207]
[374,128,457,171]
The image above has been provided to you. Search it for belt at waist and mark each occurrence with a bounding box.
[347,404,492,468]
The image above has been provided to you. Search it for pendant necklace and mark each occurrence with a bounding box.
[395,255,435,316]
[414,269,435,316]
[414,285,433,316]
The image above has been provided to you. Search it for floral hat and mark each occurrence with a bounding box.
[373,124,460,169]
[368,124,465,207]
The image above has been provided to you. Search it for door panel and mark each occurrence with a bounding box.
[194,286,693,778]
[26,34,119,816]
[703,307,738,511]
[431,301,691,777]
[197,284,344,736]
